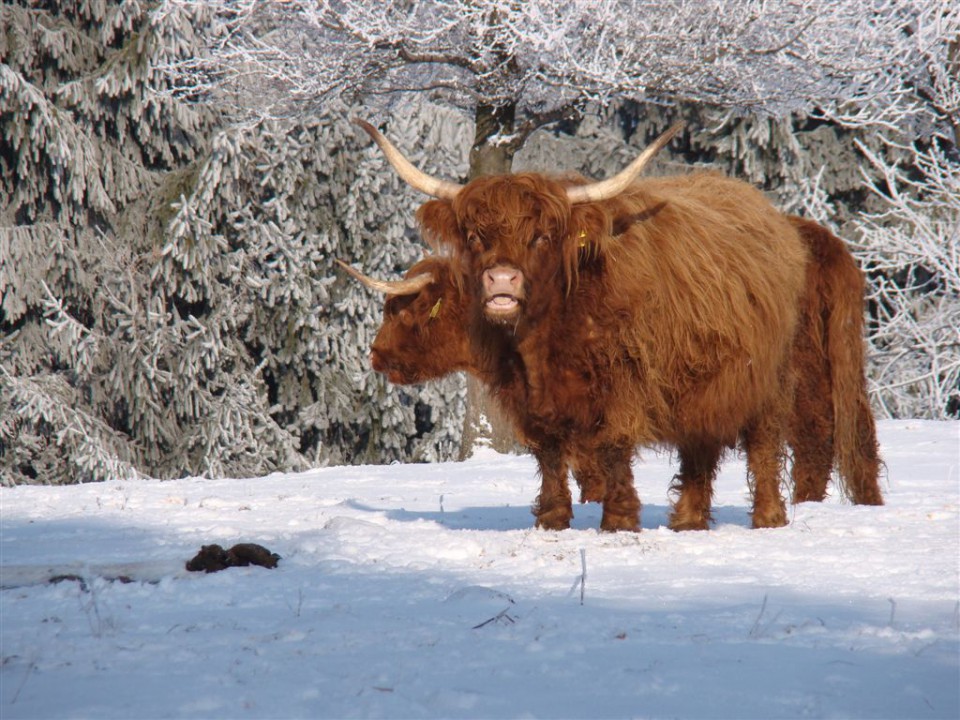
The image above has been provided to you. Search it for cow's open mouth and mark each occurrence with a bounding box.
[485,294,520,315]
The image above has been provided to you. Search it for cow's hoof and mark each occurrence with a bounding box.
[792,490,827,503]
[600,513,640,532]
[535,508,572,531]
[668,519,710,532]
[751,508,788,529]
[668,510,711,531]
[851,489,884,506]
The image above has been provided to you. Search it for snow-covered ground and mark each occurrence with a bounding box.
[1,420,957,719]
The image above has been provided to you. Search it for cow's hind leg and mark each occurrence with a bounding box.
[598,444,640,532]
[532,445,574,530]
[669,443,723,531]
[790,357,834,503]
[789,301,834,503]
[743,413,789,529]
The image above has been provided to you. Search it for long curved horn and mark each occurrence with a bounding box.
[335,259,434,296]
[354,119,463,200]
[566,121,685,205]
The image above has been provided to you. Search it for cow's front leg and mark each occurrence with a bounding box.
[598,444,640,532]
[532,445,573,530]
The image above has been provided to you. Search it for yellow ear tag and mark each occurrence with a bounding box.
[429,298,442,319]
[578,229,588,248]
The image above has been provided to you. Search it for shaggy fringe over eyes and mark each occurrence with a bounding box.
[417,200,460,254]
[415,202,469,295]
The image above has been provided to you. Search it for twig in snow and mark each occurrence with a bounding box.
[887,597,897,626]
[10,659,36,705]
[749,594,783,639]
[286,588,304,618]
[80,576,107,638]
[749,594,769,638]
[472,608,516,629]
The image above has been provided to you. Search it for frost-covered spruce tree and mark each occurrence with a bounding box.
[0,2,465,484]
[1,0,216,483]
[158,105,468,468]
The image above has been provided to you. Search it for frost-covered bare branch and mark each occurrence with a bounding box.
[162,0,947,136]
[850,139,960,418]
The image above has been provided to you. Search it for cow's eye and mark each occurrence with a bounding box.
[466,231,483,254]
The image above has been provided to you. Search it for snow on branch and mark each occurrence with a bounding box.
[0,368,144,484]
[852,138,960,418]
[161,0,942,133]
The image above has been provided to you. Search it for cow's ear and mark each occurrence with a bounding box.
[568,204,611,255]
[610,201,667,236]
[416,200,461,253]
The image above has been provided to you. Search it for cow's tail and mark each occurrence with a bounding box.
[820,227,884,505]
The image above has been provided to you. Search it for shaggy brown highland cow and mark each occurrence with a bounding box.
[353,119,810,532]
[341,215,883,516]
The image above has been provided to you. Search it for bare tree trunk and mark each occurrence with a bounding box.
[458,373,521,459]
[469,102,516,175]
[459,102,523,459]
